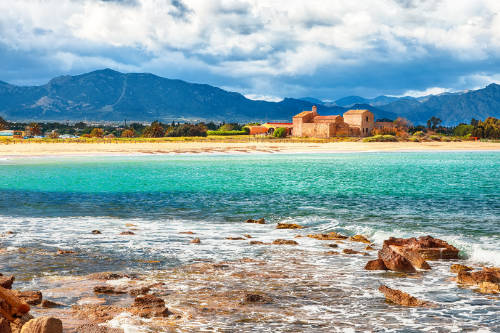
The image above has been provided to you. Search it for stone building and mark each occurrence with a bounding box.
[292,106,375,138]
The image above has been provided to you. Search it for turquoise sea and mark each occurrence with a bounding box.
[0,152,499,331]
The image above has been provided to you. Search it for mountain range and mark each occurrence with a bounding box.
[0,69,498,125]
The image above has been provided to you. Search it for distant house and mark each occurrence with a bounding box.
[292,106,374,138]
[0,130,24,138]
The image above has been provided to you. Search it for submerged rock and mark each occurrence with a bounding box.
[276,223,303,229]
[349,235,371,244]
[365,245,375,251]
[91,230,102,235]
[93,286,126,295]
[56,249,76,255]
[13,291,42,306]
[343,249,369,256]
[306,232,347,241]
[119,231,135,236]
[226,237,246,240]
[179,231,195,234]
[326,243,338,248]
[324,251,339,255]
[40,300,63,308]
[249,241,268,245]
[379,285,434,307]
[478,281,500,294]
[246,218,266,224]
[131,295,172,318]
[20,317,62,333]
[365,259,388,271]
[272,239,298,245]
[450,264,472,273]
[75,324,124,333]
[87,272,130,281]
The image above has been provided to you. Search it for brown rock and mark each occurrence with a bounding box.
[179,231,195,234]
[343,249,369,256]
[324,251,339,255]
[276,223,304,229]
[478,281,499,294]
[249,241,267,245]
[87,272,129,280]
[378,245,416,273]
[389,245,431,270]
[131,295,172,318]
[365,259,388,270]
[326,243,338,248]
[243,234,252,238]
[379,285,434,307]
[40,300,63,308]
[0,276,14,290]
[71,305,122,323]
[56,250,75,255]
[0,287,30,321]
[0,317,11,333]
[383,236,459,260]
[349,235,371,244]
[129,286,151,296]
[13,291,42,306]
[365,245,375,251]
[74,324,124,333]
[91,230,102,235]
[9,314,33,333]
[450,264,472,273]
[190,238,201,244]
[225,237,246,240]
[93,286,125,295]
[119,231,135,236]
[241,293,272,304]
[245,218,266,224]
[20,317,62,333]
[272,239,298,245]
[307,232,347,240]
[457,270,499,285]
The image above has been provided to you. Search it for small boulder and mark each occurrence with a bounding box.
[457,270,499,285]
[365,259,388,271]
[91,230,102,235]
[56,250,76,255]
[131,295,172,318]
[450,264,472,273]
[225,237,246,240]
[326,244,338,248]
[93,286,126,295]
[349,235,371,244]
[119,231,135,236]
[478,281,499,294]
[343,249,369,256]
[0,317,11,333]
[272,239,298,245]
[20,317,62,333]
[241,293,272,304]
[14,290,42,306]
[276,223,304,229]
[378,245,416,273]
[190,238,201,244]
[245,218,266,224]
[379,285,434,307]
[0,276,14,289]
[249,241,268,245]
[41,300,63,308]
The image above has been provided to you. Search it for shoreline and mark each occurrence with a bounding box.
[0,141,499,157]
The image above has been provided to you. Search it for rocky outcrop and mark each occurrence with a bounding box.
[364,259,388,271]
[378,246,416,273]
[93,286,125,295]
[457,269,499,285]
[384,236,459,260]
[130,295,172,318]
[379,285,434,307]
[19,317,62,333]
[13,292,42,306]
[389,246,431,270]
[190,238,201,244]
[245,218,266,224]
[75,324,124,333]
[0,287,31,321]
[0,277,14,290]
[276,223,303,229]
[349,235,371,244]
[343,249,369,256]
[0,317,11,333]
[272,239,298,245]
[479,281,500,294]
[450,264,472,273]
[306,232,347,240]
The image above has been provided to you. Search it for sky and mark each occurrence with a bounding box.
[1,0,500,101]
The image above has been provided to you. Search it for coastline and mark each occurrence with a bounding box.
[0,141,499,157]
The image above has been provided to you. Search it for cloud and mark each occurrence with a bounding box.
[0,0,499,99]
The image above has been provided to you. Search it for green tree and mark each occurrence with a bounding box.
[166,124,207,137]
[143,121,165,138]
[28,122,42,136]
[90,128,104,138]
[453,124,473,137]
[121,128,136,138]
[273,127,287,138]
[427,117,442,130]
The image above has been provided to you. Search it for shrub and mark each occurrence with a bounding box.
[453,124,474,137]
[413,131,425,137]
[121,129,135,138]
[373,128,397,136]
[429,135,442,141]
[207,130,248,136]
[90,128,104,138]
[218,123,236,131]
[48,131,59,139]
[167,124,207,137]
[408,136,420,142]
[362,135,398,142]
[273,127,287,138]
[143,121,165,138]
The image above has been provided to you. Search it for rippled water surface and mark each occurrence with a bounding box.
[0,152,499,332]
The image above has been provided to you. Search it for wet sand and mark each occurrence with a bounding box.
[0,141,499,157]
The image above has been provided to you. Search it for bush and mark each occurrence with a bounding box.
[121,129,135,138]
[207,130,248,136]
[413,131,425,137]
[167,124,207,137]
[408,136,420,142]
[143,121,165,138]
[429,135,442,141]
[373,128,397,136]
[90,128,104,138]
[453,124,474,137]
[273,127,287,138]
[362,135,398,142]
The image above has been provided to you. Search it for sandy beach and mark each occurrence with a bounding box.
[0,140,499,157]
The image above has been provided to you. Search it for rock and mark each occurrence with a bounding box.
[190,238,201,244]
[324,251,339,255]
[40,300,63,308]
[0,276,14,289]
[129,287,151,296]
[245,218,266,224]
[383,236,459,260]
[343,249,369,256]
[349,235,371,244]
[75,324,124,333]
[119,231,135,236]
[306,232,348,240]
[20,317,62,333]
[457,270,499,285]
[71,305,122,323]
[87,272,129,280]
[0,317,11,333]
[365,259,388,271]
[379,285,434,307]
[365,245,375,251]
[93,286,126,295]
[378,245,416,273]
[13,291,42,306]
[389,245,431,270]
[450,264,472,273]
[241,293,272,304]
[478,281,499,294]
[131,295,172,318]
[243,234,252,238]
[225,237,246,240]
[249,241,268,245]
[91,230,102,235]
[276,223,304,229]
[272,239,298,245]
[326,244,338,248]
[56,250,75,255]
[9,314,33,333]
[179,231,195,234]
[0,287,31,321]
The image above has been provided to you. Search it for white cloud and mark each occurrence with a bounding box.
[398,87,454,98]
